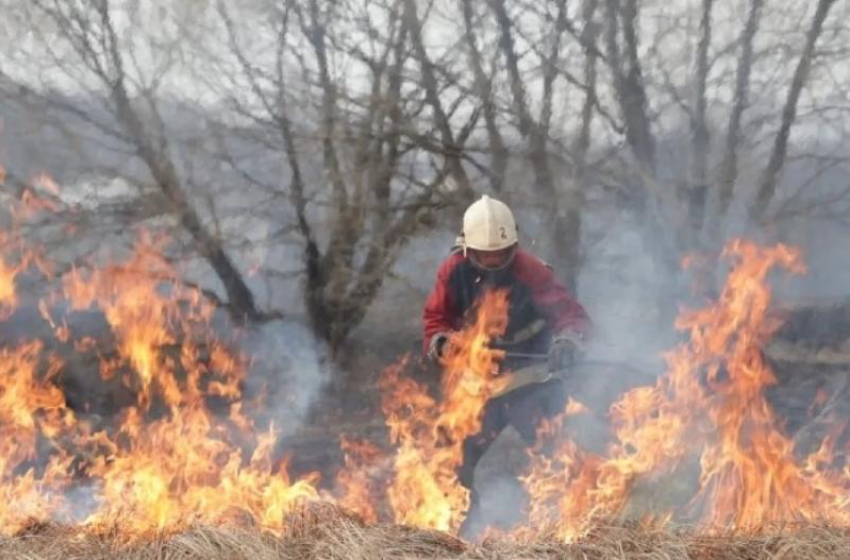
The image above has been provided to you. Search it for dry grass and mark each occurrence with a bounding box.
[3,504,850,560]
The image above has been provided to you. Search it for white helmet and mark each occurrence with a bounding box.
[462,195,518,252]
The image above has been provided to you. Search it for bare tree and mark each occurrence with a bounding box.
[709,0,764,238]
[4,0,261,321]
[5,0,850,354]
[403,0,476,206]
[487,0,581,286]
[603,0,655,194]
[751,0,840,222]
[687,0,714,237]
[460,0,508,195]
[563,0,601,288]
[218,0,477,351]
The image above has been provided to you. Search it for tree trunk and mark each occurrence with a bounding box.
[608,0,655,188]
[687,0,714,240]
[404,0,475,206]
[461,0,508,195]
[709,0,764,242]
[99,2,260,322]
[562,0,600,292]
[751,0,837,222]
[489,0,579,288]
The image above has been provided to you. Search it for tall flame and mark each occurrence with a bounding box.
[521,240,850,540]
[378,289,510,531]
[4,165,850,543]
[0,189,319,538]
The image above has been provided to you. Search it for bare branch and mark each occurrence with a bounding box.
[403,0,474,203]
[752,0,839,222]
[686,0,714,236]
[713,0,764,226]
[460,0,508,193]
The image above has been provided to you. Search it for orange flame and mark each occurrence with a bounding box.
[0,189,319,537]
[4,164,850,544]
[0,230,34,319]
[65,236,319,536]
[377,289,510,531]
[332,436,387,524]
[565,397,590,417]
[0,342,75,532]
[520,239,850,540]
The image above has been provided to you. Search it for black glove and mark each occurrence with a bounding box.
[548,332,583,372]
[428,331,451,360]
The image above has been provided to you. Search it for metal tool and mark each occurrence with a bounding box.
[501,351,655,377]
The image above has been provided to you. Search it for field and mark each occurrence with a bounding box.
[2,196,849,558]
[5,506,850,560]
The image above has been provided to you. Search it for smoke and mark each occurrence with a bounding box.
[1,0,849,533]
[240,318,331,436]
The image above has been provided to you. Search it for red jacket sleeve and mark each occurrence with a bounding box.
[512,251,592,339]
[422,254,463,355]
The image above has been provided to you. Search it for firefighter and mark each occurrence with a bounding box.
[422,194,592,538]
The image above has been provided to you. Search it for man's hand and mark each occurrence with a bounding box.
[548,332,584,372]
[428,331,451,360]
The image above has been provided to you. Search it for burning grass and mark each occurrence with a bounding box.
[4,171,850,555]
[3,505,850,560]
